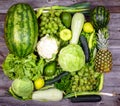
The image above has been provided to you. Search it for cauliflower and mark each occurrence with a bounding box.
[37,34,59,61]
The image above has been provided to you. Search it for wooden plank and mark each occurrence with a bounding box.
[0,0,120,13]
[109,13,120,40]
[104,71,120,87]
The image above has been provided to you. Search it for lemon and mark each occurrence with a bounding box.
[83,22,94,33]
[60,29,72,41]
[34,77,44,90]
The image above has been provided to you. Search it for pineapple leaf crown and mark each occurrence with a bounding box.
[97,29,109,50]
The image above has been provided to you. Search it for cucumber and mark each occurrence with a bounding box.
[80,35,90,62]
[70,95,102,103]
[45,72,69,85]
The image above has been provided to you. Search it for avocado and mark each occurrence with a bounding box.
[61,12,72,28]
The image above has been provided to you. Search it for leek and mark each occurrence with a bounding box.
[35,2,90,18]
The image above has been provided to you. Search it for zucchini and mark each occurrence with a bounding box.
[70,13,85,44]
[80,35,90,62]
[45,72,69,85]
[32,88,63,101]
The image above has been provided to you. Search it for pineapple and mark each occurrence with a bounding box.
[95,29,112,73]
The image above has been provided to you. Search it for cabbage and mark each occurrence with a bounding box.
[9,78,34,100]
[58,44,85,72]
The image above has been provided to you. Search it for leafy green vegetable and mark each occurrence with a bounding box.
[80,31,97,63]
[9,78,34,100]
[81,31,97,51]
[58,44,85,72]
[55,74,71,94]
[2,53,44,80]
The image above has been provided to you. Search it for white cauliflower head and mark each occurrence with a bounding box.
[37,34,59,61]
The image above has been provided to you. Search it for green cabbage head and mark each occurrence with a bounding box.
[9,78,34,100]
[58,44,85,72]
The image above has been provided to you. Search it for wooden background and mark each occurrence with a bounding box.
[0,0,120,106]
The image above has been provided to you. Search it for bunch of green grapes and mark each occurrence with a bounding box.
[71,65,101,92]
[39,10,66,37]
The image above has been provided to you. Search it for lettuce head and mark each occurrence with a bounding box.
[58,44,85,72]
[9,78,34,100]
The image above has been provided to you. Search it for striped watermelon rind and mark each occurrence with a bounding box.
[4,3,38,57]
[90,6,110,30]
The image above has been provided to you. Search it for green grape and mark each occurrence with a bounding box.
[78,71,84,77]
[81,86,86,91]
[74,75,79,80]
[54,27,58,32]
[40,15,44,20]
[53,30,57,34]
[46,19,49,23]
[48,23,52,29]
[40,21,46,27]
[50,12,55,18]
[88,81,91,85]
[55,10,62,17]
[94,72,100,78]
[53,24,58,31]
[51,28,55,33]
[42,30,47,35]
[45,24,48,29]
[58,23,63,28]
[49,17,53,21]
[71,72,76,76]
[41,16,47,21]
[80,79,84,86]
[84,73,89,77]
[86,85,90,90]
[46,29,51,34]
[57,18,62,24]
[39,30,42,34]
[54,17,58,22]
[78,87,82,91]
[40,27,44,31]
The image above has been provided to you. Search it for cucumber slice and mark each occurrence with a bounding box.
[60,29,72,41]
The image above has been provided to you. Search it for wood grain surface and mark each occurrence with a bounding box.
[0,0,120,106]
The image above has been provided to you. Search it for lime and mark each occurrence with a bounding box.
[44,62,56,76]
[60,29,72,41]
[61,12,72,28]
[34,77,44,90]
[83,22,94,33]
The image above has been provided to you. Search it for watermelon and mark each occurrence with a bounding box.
[4,3,38,57]
[90,6,110,30]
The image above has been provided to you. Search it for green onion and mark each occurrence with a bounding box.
[35,2,90,18]
[64,91,117,99]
